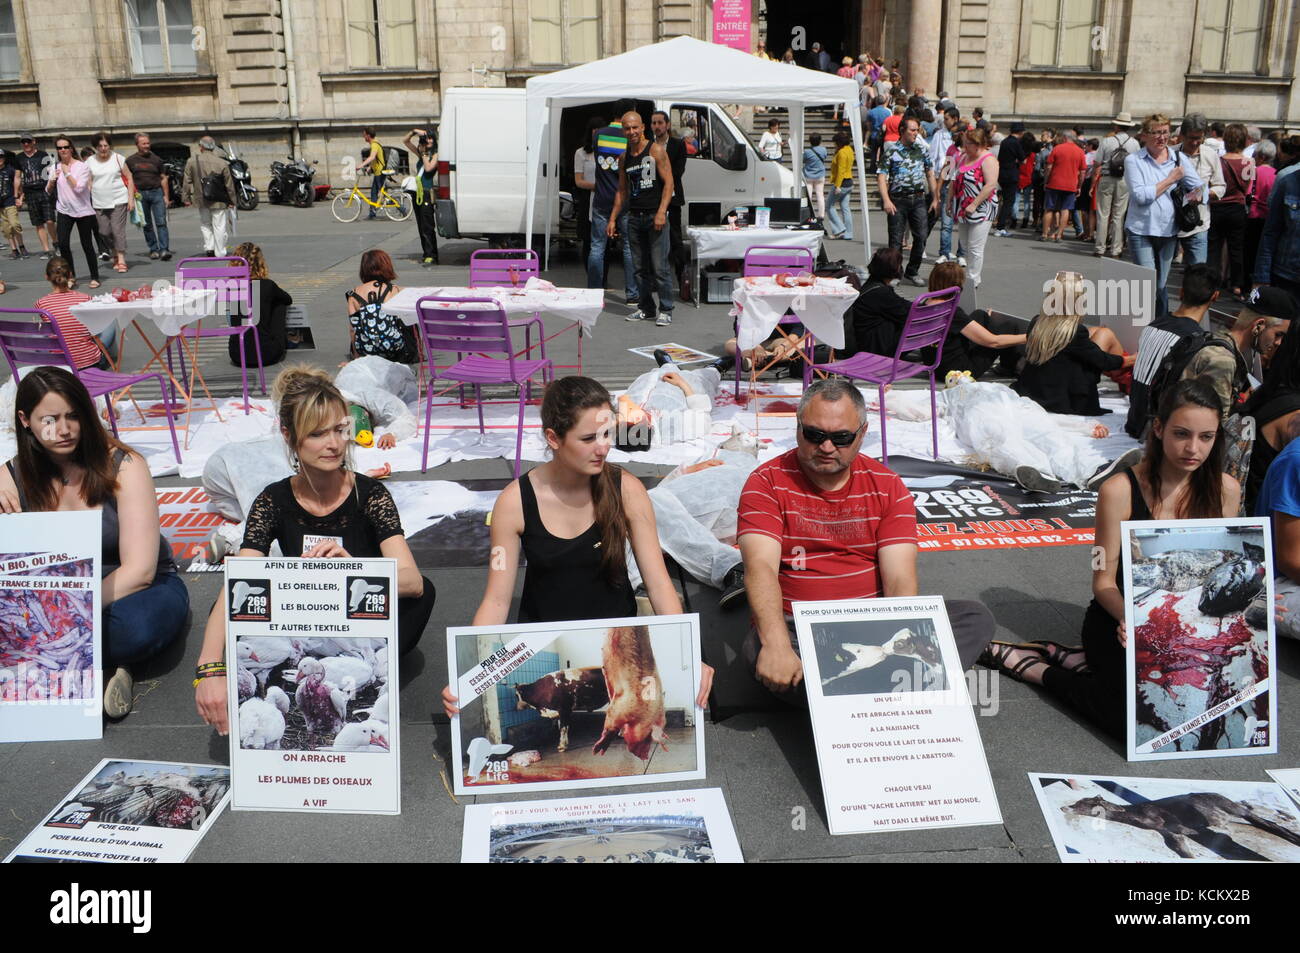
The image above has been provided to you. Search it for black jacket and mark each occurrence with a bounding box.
[1013,322,1122,415]
[229,276,292,367]
[848,279,912,357]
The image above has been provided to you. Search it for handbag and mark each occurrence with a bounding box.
[1169,183,1202,232]
[129,195,144,227]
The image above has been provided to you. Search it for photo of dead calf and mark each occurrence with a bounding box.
[449,615,705,795]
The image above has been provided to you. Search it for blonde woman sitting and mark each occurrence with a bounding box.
[1013,271,1134,416]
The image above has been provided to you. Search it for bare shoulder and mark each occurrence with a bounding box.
[116,449,154,486]
[492,479,525,529]
[1098,470,1133,508]
[619,467,650,498]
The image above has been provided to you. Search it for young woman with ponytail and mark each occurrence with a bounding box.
[442,376,712,715]
[981,377,1239,739]
[194,364,434,736]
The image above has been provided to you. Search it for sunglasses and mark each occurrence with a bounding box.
[801,423,866,447]
[56,145,72,150]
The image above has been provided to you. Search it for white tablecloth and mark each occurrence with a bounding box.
[687,226,824,266]
[731,276,859,350]
[69,288,220,337]
[383,286,605,332]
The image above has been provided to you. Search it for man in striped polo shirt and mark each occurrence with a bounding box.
[738,379,995,696]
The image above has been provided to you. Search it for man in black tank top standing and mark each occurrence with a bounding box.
[610,110,677,327]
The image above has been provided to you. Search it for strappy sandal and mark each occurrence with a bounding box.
[976,640,1049,684]
[1028,640,1091,674]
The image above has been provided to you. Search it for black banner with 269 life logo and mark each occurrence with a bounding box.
[893,458,1096,553]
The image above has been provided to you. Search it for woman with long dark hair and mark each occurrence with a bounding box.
[0,366,189,718]
[402,127,440,266]
[980,378,1239,739]
[193,365,434,736]
[442,375,711,715]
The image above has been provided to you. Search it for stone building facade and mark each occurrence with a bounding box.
[0,1,1295,191]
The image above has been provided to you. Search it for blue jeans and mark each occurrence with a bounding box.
[587,206,638,299]
[938,182,962,258]
[626,210,674,317]
[138,187,169,254]
[368,174,385,216]
[1015,186,1033,222]
[1180,229,1208,265]
[826,184,854,239]
[887,192,929,277]
[1128,231,1178,317]
[103,571,189,667]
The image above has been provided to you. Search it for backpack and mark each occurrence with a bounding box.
[1145,332,1251,431]
[201,169,230,204]
[347,281,417,363]
[1106,134,1132,177]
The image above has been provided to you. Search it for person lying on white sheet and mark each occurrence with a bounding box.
[884,376,1141,492]
[616,359,720,451]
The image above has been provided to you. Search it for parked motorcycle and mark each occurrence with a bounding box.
[267,156,317,208]
[163,160,185,208]
[222,147,258,211]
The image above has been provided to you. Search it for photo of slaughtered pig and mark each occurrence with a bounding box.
[1121,518,1277,761]
[447,614,706,795]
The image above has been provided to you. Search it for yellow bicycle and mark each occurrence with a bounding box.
[332,173,413,223]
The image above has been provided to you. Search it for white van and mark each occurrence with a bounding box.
[435,87,796,245]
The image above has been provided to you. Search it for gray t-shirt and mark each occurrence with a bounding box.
[1096,132,1139,176]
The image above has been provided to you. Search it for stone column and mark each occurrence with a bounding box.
[907,0,941,98]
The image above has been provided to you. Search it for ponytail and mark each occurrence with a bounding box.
[540,376,629,585]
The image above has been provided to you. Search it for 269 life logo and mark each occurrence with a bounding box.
[346,576,390,620]
[228,578,272,622]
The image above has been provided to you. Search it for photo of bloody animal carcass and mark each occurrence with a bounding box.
[1125,521,1274,758]
[47,760,230,833]
[810,617,948,696]
[1031,774,1300,863]
[234,636,391,754]
[0,556,96,704]
[450,618,703,792]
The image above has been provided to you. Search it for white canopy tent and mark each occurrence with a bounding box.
[524,36,871,267]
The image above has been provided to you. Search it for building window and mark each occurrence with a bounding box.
[125,0,197,74]
[1200,0,1267,73]
[1028,0,1097,68]
[0,1,19,81]
[530,0,600,66]
[346,0,417,69]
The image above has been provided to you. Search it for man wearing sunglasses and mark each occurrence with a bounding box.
[738,379,995,696]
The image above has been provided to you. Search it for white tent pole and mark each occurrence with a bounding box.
[789,105,804,206]
[849,105,870,264]
[525,101,544,254]
[543,102,562,268]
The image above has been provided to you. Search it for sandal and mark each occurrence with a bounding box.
[976,640,1049,684]
[113,263,128,273]
[1028,640,1091,673]
[89,279,101,289]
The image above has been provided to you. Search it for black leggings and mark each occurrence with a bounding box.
[397,575,436,656]
[414,199,439,262]
[1039,599,1125,740]
[57,212,100,282]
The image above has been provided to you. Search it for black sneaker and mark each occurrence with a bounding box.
[18,246,30,259]
[718,566,746,610]
[161,250,173,261]
[40,251,52,260]
[1014,466,1067,494]
[1084,448,1143,491]
[652,348,672,367]
[98,251,112,262]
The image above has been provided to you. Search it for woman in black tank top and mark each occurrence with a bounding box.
[442,377,713,716]
[0,367,190,720]
[980,379,1240,740]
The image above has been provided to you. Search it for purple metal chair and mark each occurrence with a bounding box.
[0,309,182,465]
[810,286,961,465]
[414,295,551,477]
[468,248,550,389]
[735,245,818,396]
[167,256,264,413]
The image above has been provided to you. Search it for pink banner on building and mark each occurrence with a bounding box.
[712,0,752,52]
